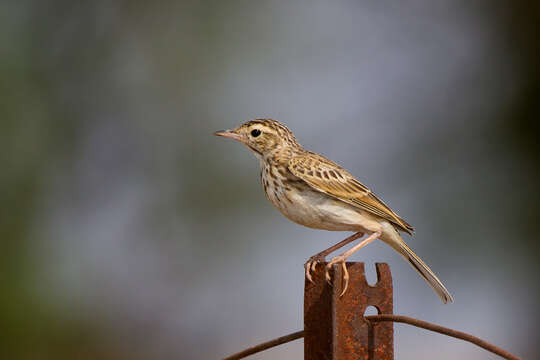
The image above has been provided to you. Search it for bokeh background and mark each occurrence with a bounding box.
[2,1,539,359]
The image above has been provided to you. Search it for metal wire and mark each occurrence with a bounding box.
[223,330,304,360]
[366,314,521,360]
[222,314,521,360]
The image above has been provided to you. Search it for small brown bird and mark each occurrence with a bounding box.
[215,119,453,303]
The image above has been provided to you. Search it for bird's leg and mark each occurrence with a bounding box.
[326,230,381,296]
[305,232,364,283]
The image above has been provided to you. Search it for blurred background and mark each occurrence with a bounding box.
[1,1,539,359]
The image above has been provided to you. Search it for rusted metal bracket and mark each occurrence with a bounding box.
[304,262,394,360]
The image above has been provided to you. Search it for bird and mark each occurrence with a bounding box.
[214,119,453,303]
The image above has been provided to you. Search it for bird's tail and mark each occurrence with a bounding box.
[381,225,454,304]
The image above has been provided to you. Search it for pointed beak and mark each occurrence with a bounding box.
[213,129,246,142]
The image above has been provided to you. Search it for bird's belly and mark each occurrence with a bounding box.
[271,188,366,231]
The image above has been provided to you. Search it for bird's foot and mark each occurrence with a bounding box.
[304,254,326,283]
[325,255,349,297]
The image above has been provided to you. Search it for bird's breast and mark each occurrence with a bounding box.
[260,163,367,231]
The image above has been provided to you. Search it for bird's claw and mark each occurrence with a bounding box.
[305,255,326,283]
[325,256,349,297]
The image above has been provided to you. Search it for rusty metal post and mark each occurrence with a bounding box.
[304,262,394,360]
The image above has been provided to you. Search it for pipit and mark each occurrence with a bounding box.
[215,119,453,303]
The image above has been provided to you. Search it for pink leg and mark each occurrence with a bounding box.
[305,232,364,283]
[326,230,381,296]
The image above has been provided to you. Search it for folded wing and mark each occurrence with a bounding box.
[288,153,414,234]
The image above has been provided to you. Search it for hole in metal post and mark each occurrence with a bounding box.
[364,262,377,285]
[364,305,379,316]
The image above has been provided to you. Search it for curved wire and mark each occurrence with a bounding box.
[223,314,521,360]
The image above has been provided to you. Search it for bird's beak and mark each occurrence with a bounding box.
[214,129,246,143]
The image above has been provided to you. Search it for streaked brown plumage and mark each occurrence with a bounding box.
[215,119,453,303]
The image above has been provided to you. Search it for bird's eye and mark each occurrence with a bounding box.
[251,129,261,137]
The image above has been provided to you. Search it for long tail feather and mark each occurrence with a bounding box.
[381,226,453,303]
[398,241,454,303]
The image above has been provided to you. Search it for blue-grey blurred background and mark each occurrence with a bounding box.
[2,1,539,359]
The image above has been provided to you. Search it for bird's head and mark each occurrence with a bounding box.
[214,119,300,158]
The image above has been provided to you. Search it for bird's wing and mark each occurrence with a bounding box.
[288,153,413,234]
